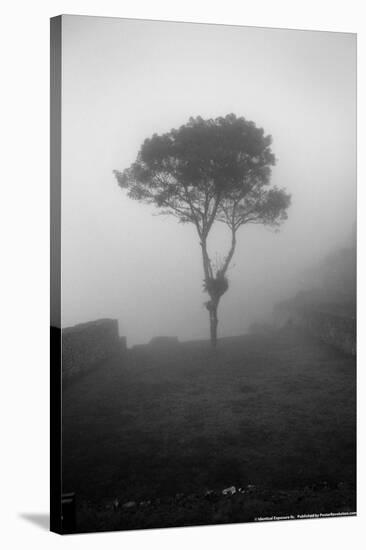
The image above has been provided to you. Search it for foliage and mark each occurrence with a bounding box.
[114,114,291,241]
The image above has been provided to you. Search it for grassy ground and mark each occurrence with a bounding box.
[62,328,356,531]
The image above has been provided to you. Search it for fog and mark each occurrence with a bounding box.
[61,16,356,345]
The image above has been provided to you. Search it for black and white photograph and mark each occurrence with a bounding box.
[51,14,357,535]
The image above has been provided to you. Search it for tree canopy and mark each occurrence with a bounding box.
[114,114,290,240]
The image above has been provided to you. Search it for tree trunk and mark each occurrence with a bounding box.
[209,303,219,348]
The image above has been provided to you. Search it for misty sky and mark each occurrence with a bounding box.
[61,16,356,344]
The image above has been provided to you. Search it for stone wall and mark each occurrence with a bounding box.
[274,296,356,356]
[62,319,121,381]
[303,310,356,356]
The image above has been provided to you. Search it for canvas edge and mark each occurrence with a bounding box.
[50,14,63,535]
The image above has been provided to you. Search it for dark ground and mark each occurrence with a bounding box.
[62,328,356,532]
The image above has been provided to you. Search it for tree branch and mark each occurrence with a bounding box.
[200,239,213,280]
[219,227,237,276]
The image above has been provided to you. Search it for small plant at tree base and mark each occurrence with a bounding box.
[114,114,291,347]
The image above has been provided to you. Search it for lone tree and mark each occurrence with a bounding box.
[114,114,291,347]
